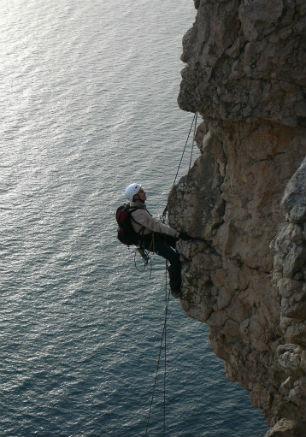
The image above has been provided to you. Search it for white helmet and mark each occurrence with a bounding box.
[125,183,142,201]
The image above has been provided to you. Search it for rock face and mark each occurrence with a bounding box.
[179,0,306,127]
[169,1,306,435]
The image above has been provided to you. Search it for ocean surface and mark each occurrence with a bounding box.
[0,1,269,436]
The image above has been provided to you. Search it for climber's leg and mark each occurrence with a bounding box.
[152,236,182,296]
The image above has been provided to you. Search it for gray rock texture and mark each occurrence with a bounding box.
[179,0,306,127]
[169,1,306,435]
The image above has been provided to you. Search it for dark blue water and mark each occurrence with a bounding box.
[0,0,268,435]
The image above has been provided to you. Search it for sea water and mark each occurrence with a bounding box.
[0,0,269,435]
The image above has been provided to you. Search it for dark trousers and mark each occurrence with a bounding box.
[141,234,182,293]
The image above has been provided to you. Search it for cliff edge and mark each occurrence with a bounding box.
[169,1,306,435]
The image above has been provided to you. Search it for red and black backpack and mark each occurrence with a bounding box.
[115,204,140,246]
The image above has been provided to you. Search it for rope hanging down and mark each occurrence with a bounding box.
[162,112,198,220]
[173,112,198,187]
[144,113,198,435]
[145,262,171,436]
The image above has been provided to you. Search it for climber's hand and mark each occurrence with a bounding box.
[179,232,193,241]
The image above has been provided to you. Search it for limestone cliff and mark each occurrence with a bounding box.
[169,1,306,435]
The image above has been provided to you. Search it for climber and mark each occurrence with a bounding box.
[124,183,192,297]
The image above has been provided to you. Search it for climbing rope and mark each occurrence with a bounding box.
[162,112,198,220]
[173,112,198,187]
[163,267,170,434]
[144,112,199,434]
[188,112,198,182]
[144,261,171,436]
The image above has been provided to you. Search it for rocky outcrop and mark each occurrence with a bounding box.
[179,0,306,127]
[269,159,306,435]
[169,1,306,435]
